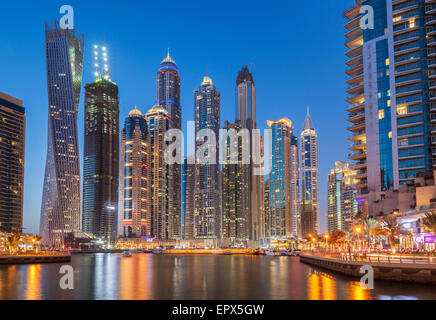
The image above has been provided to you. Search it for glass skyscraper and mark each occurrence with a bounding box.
[235,66,264,242]
[193,76,221,239]
[345,0,434,216]
[156,51,181,240]
[0,92,25,234]
[82,74,119,245]
[300,108,319,238]
[40,22,83,247]
[267,118,299,238]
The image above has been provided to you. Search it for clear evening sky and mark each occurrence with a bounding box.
[0,0,353,234]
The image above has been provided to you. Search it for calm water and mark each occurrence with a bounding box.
[0,253,435,300]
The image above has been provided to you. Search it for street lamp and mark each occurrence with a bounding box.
[355,227,362,251]
[324,234,329,250]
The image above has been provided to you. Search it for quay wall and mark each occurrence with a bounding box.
[300,254,436,285]
[0,254,71,265]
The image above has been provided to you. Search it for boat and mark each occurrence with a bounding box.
[151,248,165,254]
[265,248,280,256]
[122,251,132,257]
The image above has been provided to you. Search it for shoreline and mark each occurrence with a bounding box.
[300,253,436,285]
[0,254,71,265]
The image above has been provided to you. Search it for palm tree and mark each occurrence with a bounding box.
[380,215,405,250]
[364,218,381,247]
[7,234,21,254]
[421,212,436,235]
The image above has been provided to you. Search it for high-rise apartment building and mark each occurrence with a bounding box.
[300,108,319,238]
[235,66,264,242]
[156,51,181,240]
[0,92,25,234]
[267,118,299,238]
[119,107,149,238]
[221,121,250,245]
[327,161,359,233]
[145,104,171,240]
[345,0,435,216]
[183,156,195,240]
[82,73,119,245]
[193,76,221,239]
[40,22,83,247]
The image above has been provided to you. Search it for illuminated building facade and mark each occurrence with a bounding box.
[327,161,358,233]
[222,121,250,244]
[156,51,181,240]
[194,76,221,239]
[40,22,83,247]
[183,156,195,240]
[267,118,299,238]
[82,73,119,245]
[0,92,25,234]
[300,108,319,238]
[235,66,265,242]
[345,0,434,217]
[145,104,171,240]
[119,107,149,238]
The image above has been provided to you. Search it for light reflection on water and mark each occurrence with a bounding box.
[0,254,434,300]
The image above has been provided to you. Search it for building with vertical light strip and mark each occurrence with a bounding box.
[82,44,119,245]
[146,104,171,240]
[119,107,149,238]
[0,92,25,234]
[235,66,265,243]
[193,76,221,239]
[327,161,358,233]
[345,0,434,217]
[300,108,319,238]
[156,51,182,240]
[40,22,83,247]
[267,118,299,238]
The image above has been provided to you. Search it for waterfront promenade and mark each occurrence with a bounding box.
[300,251,436,284]
[0,252,71,264]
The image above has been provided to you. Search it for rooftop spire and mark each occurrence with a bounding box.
[303,105,315,130]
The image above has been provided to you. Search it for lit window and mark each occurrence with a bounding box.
[386,59,389,66]
[409,19,415,28]
[397,106,407,115]
[389,131,392,139]
[387,100,391,107]
[379,110,385,120]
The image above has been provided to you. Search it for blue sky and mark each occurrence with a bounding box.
[0,0,353,234]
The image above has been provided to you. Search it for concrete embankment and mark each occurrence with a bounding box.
[0,254,71,265]
[300,254,436,285]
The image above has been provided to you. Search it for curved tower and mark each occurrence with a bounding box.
[40,22,84,247]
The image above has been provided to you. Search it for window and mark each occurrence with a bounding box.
[379,110,385,120]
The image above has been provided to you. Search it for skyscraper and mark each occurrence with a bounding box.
[345,1,434,216]
[327,161,358,233]
[235,66,264,243]
[156,51,181,240]
[82,47,119,245]
[40,22,83,247]
[222,121,250,245]
[300,108,319,238]
[119,107,149,238]
[119,107,148,238]
[0,92,25,234]
[194,76,221,239]
[145,104,171,240]
[183,156,195,240]
[267,118,299,238]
